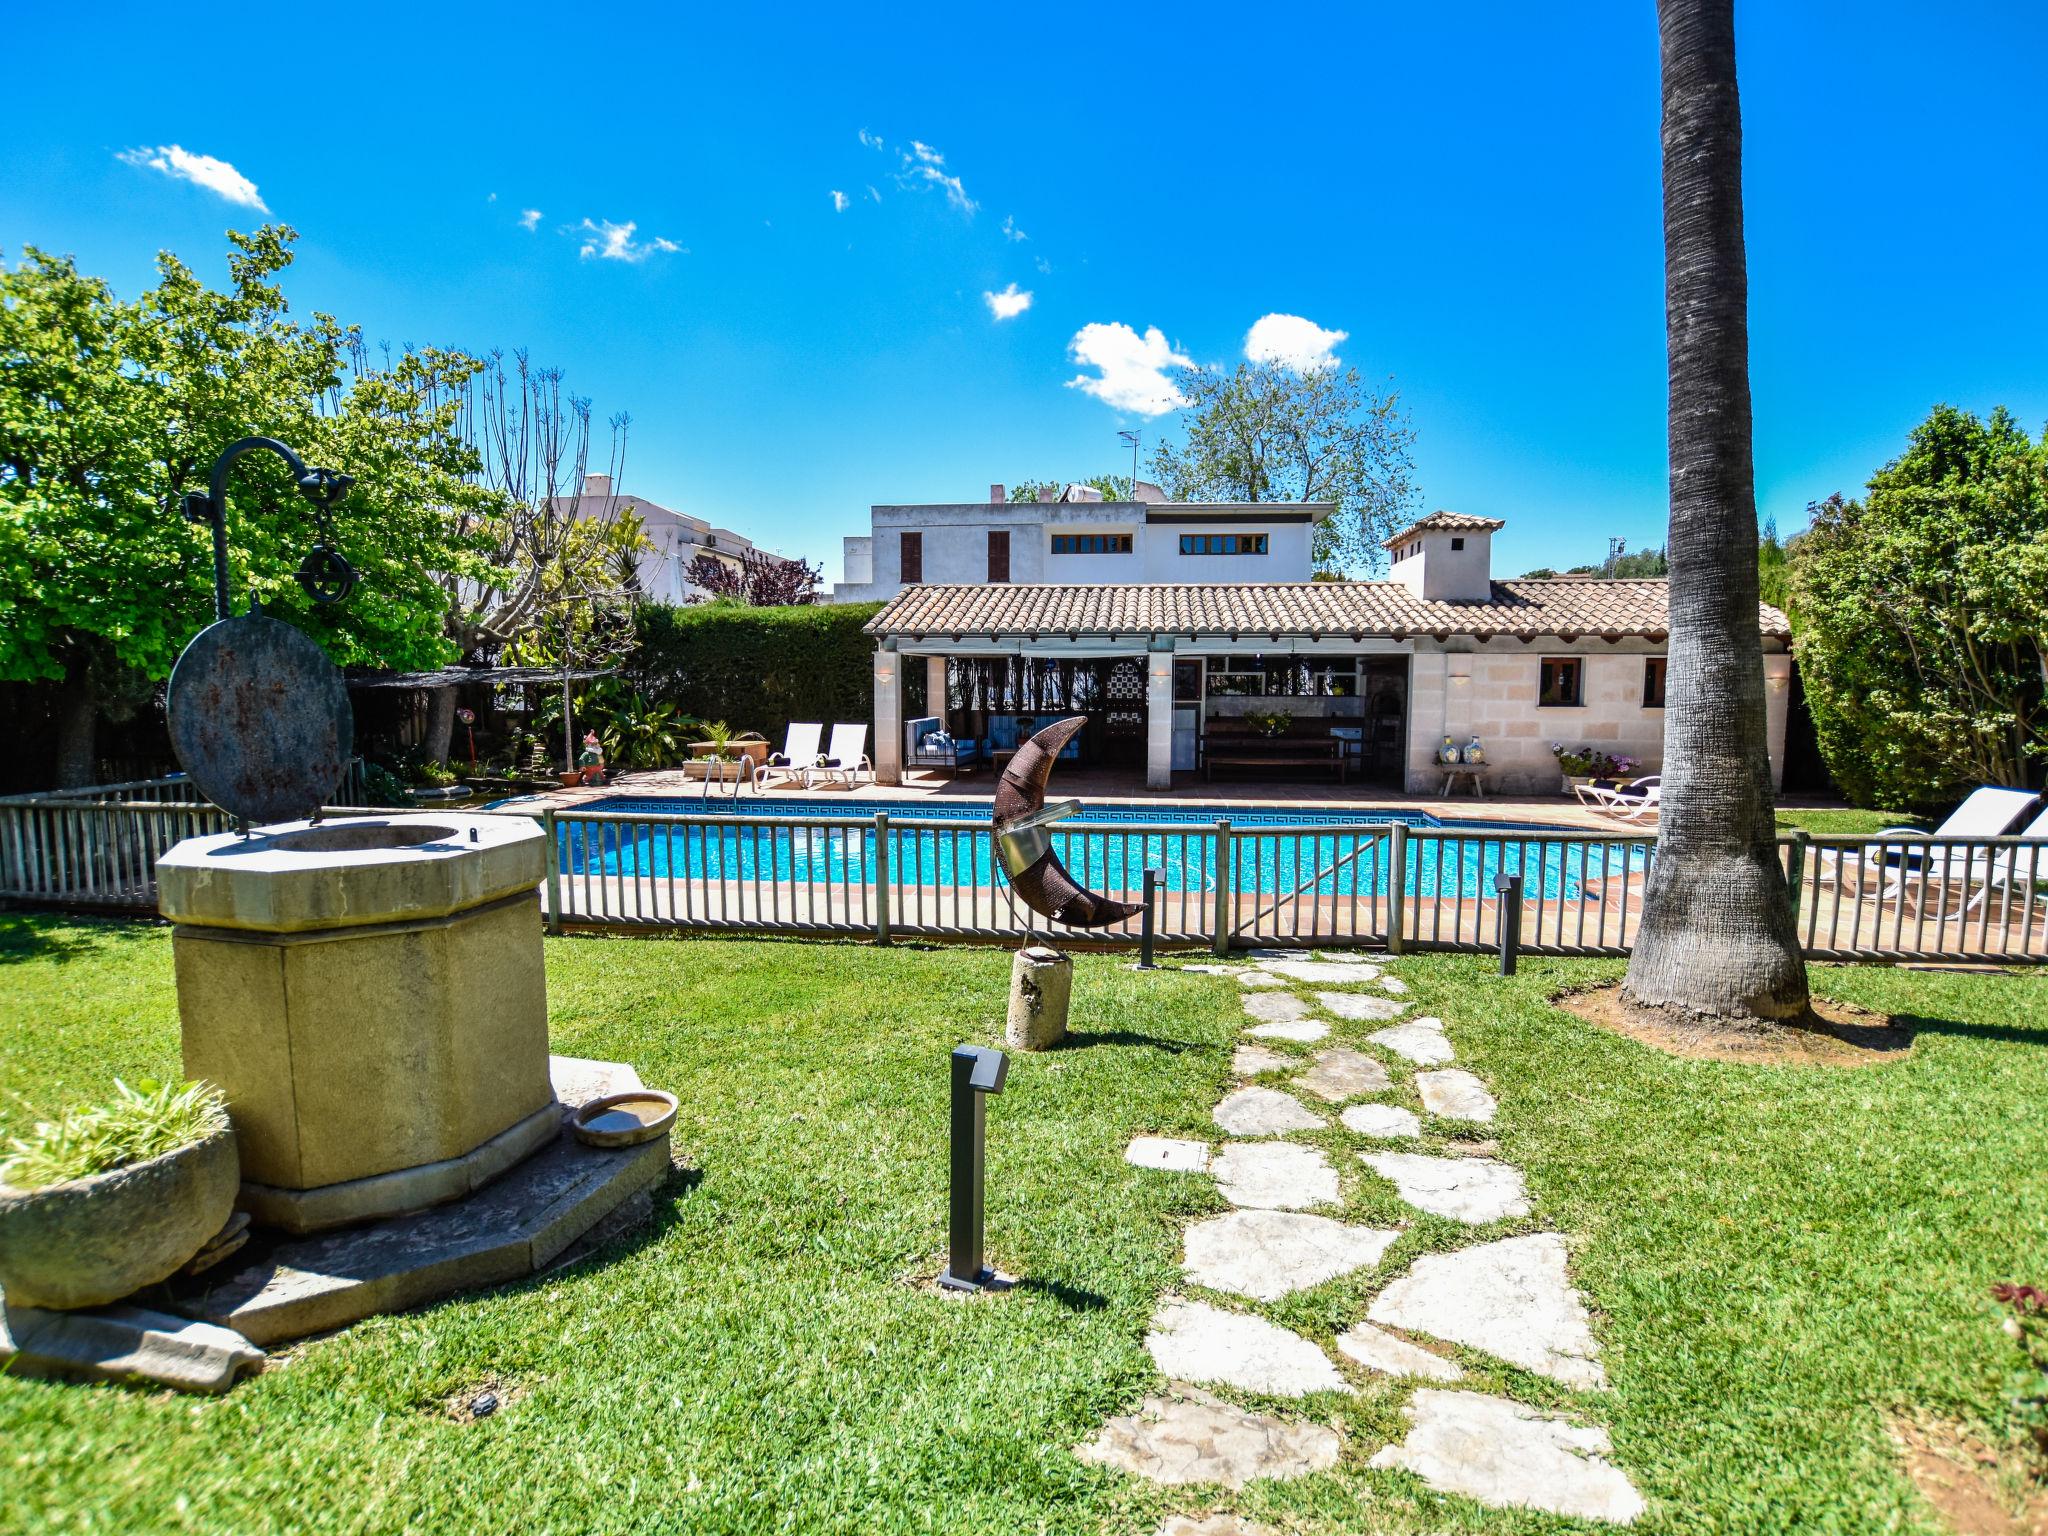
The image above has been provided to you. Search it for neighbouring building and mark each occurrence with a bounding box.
[561,474,798,605]
[829,481,1333,602]
[864,510,1794,794]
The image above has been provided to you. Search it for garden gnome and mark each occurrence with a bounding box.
[578,731,606,786]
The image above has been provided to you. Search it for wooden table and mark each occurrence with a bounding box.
[1439,764,1488,798]
[1203,736,1347,784]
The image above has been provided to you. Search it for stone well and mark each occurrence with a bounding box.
[157,814,556,1233]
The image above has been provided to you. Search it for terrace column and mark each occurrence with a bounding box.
[873,641,904,785]
[926,656,949,731]
[1763,651,1792,790]
[1145,640,1175,791]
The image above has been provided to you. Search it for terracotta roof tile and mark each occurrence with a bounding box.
[1382,510,1507,547]
[865,580,1790,642]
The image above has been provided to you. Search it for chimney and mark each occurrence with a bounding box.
[583,472,612,498]
[990,483,1006,504]
[1036,487,1057,503]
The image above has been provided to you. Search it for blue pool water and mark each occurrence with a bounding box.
[546,797,1647,901]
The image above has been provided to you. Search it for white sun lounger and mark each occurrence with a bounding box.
[1576,775,1659,811]
[805,723,872,789]
[1826,785,2039,905]
[754,722,824,791]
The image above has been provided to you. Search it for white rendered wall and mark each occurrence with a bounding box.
[1137,521,1314,582]
[1388,531,1493,601]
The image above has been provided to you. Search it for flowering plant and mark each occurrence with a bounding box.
[1551,745,1640,779]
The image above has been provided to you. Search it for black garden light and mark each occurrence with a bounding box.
[939,1043,1009,1292]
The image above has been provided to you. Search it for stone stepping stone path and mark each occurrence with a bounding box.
[1313,991,1408,1022]
[1232,1043,1294,1076]
[1146,1299,1345,1396]
[1335,1321,1464,1382]
[1077,1388,1340,1487]
[1368,1234,1606,1388]
[1416,1068,1498,1123]
[1247,1018,1329,1044]
[1380,975,1409,995]
[1213,1086,1323,1137]
[1366,1018,1454,1065]
[1157,1517,1276,1536]
[1340,1102,1422,1139]
[1237,971,1286,988]
[1262,959,1383,984]
[1126,1136,1211,1173]
[1294,1047,1392,1102]
[1360,1152,1531,1225]
[1184,1210,1398,1300]
[1211,1142,1339,1210]
[1241,992,1311,1025]
[1370,1389,1646,1524]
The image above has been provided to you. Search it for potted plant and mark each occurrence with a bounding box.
[0,1079,238,1310]
[1551,743,1598,794]
[687,722,772,778]
[1244,710,1294,739]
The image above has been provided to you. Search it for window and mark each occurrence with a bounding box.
[1172,659,1204,703]
[1643,656,1668,708]
[1538,657,1583,707]
[1050,533,1133,554]
[1451,537,1465,551]
[987,529,1010,583]
[899,531,923,584]
[1179,533,1270,556]
[1202,654,1361,698]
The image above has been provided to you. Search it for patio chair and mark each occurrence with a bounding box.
[1596,781,1661,824]
[1961,803,2048,915]
[1823,784,2039,904]
[754,722,824,792]
[805,723,872,789]
[1576,774,1659,811]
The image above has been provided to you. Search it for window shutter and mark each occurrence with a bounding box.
[988,529,1010,582]
[900,531,923,584]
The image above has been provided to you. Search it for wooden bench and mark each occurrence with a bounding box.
[1203,738,1347,784]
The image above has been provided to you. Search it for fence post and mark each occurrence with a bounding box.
[1494,871,1522,975]
[1211,820,1233,956]
[874,812,892,945]
[1138,867,1159,970]
[1785,830,1809,922]
[1387,822,1407,955]
[542,808,562,935]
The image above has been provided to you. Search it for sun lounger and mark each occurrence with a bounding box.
[806,724,872,789]
[754,722,824,791]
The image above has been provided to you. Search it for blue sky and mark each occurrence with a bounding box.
[4,2,2043,582]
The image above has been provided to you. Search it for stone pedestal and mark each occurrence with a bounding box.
[1006,945,1073,1051]
[157,814,556,1233]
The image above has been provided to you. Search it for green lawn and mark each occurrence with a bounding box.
[1774,805,1929,835]
[2,914,2044,1534]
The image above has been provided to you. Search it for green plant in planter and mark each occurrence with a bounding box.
[697,720,739,762]
[1243,710,1293,738]
[1,1079,227,1190]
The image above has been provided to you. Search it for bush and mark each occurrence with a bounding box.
[625,601,883,746]
[1,1079,228,1190]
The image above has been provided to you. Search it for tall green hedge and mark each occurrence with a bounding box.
[625,601,883,744]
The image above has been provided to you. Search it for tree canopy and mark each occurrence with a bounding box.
[1791,404,2047,807]
[1149,361,1417,571]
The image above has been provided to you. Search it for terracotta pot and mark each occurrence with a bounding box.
[558,771,583,787]
[0,1126,238,1310]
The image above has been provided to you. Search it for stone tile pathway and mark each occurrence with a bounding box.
[1092,949,1643,1523]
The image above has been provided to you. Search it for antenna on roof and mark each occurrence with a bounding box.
[1604,536,1626,576]
[1117,429,1140,496]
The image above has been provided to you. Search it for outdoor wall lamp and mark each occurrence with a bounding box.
[940,1043,1009,1292]
[180,436,357,622]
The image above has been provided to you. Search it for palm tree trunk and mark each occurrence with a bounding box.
[1625,0,1810,1020]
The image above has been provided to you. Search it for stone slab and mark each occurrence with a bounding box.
[1247,1019,1330,1044]
[1183,1210,1398,1300]
[1379,975,1410,995]
[0,1303,263,1394]
[1145,1299,1345,1396]
[1417,1069,1498,1124]
[1211,1143,1340,1210]
[1369,1389,1644,1523]
[1127,1136,1212,1174]
[1367,1020,1454,1065]
[1314,992,1408,1022]
[1334,1321,1464,1382]
[1360,1152,1529,1225]
[1232,1044,1294,1076]
[1367,1234,1606,1388]
[1264,960,1383,984]
[170,1119,669,1347]
[1241,992,1311,1025]
[1340,1103,1422,1140]
[1076,1388,1340,1487]
[1294,1048,1393,1102]
[1237,972,1287,989]
[1213,1087,1323,1137]
[1158,1517,1278,1536]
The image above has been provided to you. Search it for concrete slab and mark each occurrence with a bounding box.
[0,1303,262,1394]
[1360,1152,1529,1225]
[1334,1321,1464,1382]
[1127,1136,1213,1174]
[1417,1070,1498,1123]
[1314,992,1408,1022]
[1369,1389,1644,1523]
[1367,1234,1606,1388]
[1213,1087,1324,1137]
[1183,1210,1398,1300]
[1076,1388,1341,1487]
[1145,1299,1345,1396]
[1339,1103,1422,1139]
[1211,1143,1340,1210]
[1367,1020,1455,1065]
[1294,1048,1393,1102]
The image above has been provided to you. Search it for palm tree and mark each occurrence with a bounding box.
[1623,0,1810,1021]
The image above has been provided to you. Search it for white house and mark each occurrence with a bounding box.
[562,474,798,605]
[830,482,1333,602]
[864,510,1793,794]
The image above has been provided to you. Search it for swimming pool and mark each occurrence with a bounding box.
[548,796,1649,902]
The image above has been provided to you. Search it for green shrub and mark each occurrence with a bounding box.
[1,1079,228,1190]
[625,601,883,745]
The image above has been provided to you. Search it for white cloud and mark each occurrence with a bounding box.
[858,128,886,151]
[830,189,851,212]
[866,185,882,202]
[909,140,944,164]
[117,144,267,211]
[1065,323,1192,416]
[575,218,683,262]
[1001,214,1027,242]
[882,138,976,216]
[1035,256,1053,275]
[518,208,542,231]
[1244,312,1347,371]
[488,191,498,203]
[983,283,1032,321]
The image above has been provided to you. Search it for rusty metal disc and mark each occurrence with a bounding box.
[167,613,354,826]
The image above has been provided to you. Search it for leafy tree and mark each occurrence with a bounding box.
[1005,476,1134,503]
[684,549,821,606]
[1149,361,1416,571]
[0,228,487,783]
[1624,0,1809,1024]
[1756,516,1791,616]
[1791,405,2047,806]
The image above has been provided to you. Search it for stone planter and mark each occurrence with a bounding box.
[1562,774,1598,796]
[690,741,770,769]
[0,1127,238,1310]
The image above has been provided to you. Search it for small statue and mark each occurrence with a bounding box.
[577,730,606,786]
[1437,735,1462,765]
[1462,735,1486,766]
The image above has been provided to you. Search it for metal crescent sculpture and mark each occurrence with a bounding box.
[991,716,1144,928]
